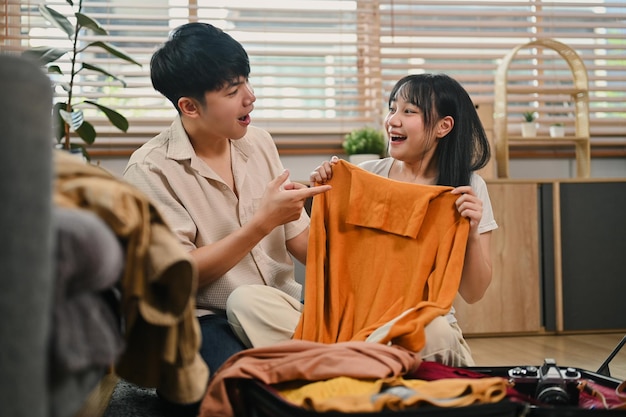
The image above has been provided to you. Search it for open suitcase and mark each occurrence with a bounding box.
[234,336,626,417]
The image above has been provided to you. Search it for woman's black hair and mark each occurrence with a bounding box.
[150,22,250,113]
[388,73,490,187]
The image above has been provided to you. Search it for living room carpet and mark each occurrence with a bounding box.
[103,380,166,417]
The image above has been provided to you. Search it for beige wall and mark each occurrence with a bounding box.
[97,153,626,181]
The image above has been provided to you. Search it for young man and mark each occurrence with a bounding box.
[123,22,330,376]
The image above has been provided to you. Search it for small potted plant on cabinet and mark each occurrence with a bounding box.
[342,127,387,164]
[521,111,537,138]
[549,123,565,138]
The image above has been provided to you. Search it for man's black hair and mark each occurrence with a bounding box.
[150,22,251,112]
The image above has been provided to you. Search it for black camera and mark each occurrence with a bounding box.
[508,358,582,406]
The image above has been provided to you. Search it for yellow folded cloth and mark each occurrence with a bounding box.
[279,375,510,413]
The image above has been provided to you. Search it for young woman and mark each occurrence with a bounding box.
[309,73,497,366]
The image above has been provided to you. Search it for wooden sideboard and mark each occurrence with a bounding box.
[454,182,541,335]
[455,179,626,336]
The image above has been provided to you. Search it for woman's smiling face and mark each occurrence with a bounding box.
[384,94,436,163]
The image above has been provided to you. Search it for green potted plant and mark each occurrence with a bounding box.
[521,111,537,138]
[22,0,141,160]
[549,123,565,138]
[522,111,536,123]
[342,126,387,164]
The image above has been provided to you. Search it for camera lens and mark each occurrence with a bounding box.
[536,385,570,405]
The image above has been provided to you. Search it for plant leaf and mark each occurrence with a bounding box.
[22,47,68,65]
[82,63,126,87]
[76,12,108,35]
[65,0,74,6]
[48,65,63,75]
[52,102,67,143]
[59,108,85,130]
[83,100,129,132]
[58,82,71,92]
[81,41,142,67]
[75,120,96,145]
[39,4,75,39]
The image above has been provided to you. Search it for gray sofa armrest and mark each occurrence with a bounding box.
[0,54,54,417]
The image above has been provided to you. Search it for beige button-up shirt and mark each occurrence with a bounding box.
[124,117,308,312]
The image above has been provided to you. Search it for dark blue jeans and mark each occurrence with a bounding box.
[198,313,247,374]
[157,313,246,416]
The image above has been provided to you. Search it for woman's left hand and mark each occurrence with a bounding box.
[451,185,482,233]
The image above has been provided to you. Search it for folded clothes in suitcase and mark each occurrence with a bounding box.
[238,379,524,417]
[236,359,626,417]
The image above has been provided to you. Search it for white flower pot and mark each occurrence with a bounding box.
[54,143,87,162]
[549,125,565,137]
[521,122,537,138]
[348,154,379,165]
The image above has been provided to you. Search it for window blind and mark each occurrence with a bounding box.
[378,0,626,154]
[2,0,625,156]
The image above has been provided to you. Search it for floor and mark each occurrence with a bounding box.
[467,332,626,380]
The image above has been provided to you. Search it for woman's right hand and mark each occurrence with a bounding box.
[309,155,340,187]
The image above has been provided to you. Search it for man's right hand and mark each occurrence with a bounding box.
[192,169,330,286]
[257,169,331,233]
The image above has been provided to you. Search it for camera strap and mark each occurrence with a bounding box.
[578,379,626,410]
[617,380,626,406]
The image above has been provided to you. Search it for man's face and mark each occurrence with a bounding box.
[196,76,256,141]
